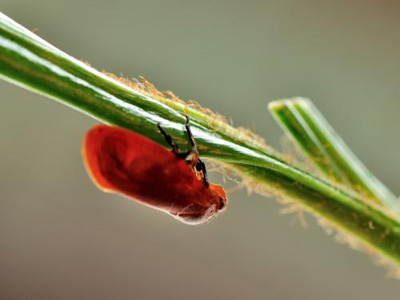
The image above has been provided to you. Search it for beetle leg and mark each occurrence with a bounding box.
[184,116,198,153]
[184,117,209,188]
[195,158,209,188]
[157,122,179,153]
[172,116,198,160]
[183,116,200,166]
[158,117,209,188]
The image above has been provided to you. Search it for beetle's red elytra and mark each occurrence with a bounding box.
[82,117,227,225]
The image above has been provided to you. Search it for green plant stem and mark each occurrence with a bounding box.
[268,98,400,212]
[2,13,400,267]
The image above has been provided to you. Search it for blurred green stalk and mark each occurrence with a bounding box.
[1,12,400,270]
[269,98,400,212]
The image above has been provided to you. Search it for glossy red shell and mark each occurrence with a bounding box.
[82,124,227,224]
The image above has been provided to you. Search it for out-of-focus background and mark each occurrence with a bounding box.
[1,1,400,299]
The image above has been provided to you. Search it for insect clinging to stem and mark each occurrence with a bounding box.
[82,116,228,224]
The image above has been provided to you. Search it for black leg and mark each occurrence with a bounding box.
[157,122,179,153]
[165,116,198,160]
[195,159,209,188]
[184,117,209,187]
[158,117,209,188]
[175,151,191,160]
[184,116,197,153]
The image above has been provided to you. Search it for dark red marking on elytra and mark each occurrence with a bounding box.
[82,122,227,224]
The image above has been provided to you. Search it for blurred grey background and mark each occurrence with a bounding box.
[1,1,400,299]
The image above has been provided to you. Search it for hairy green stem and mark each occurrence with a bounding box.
[268,98,400,212]
[1,12,400,268]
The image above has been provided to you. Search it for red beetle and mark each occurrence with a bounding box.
[82,116,227,224]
